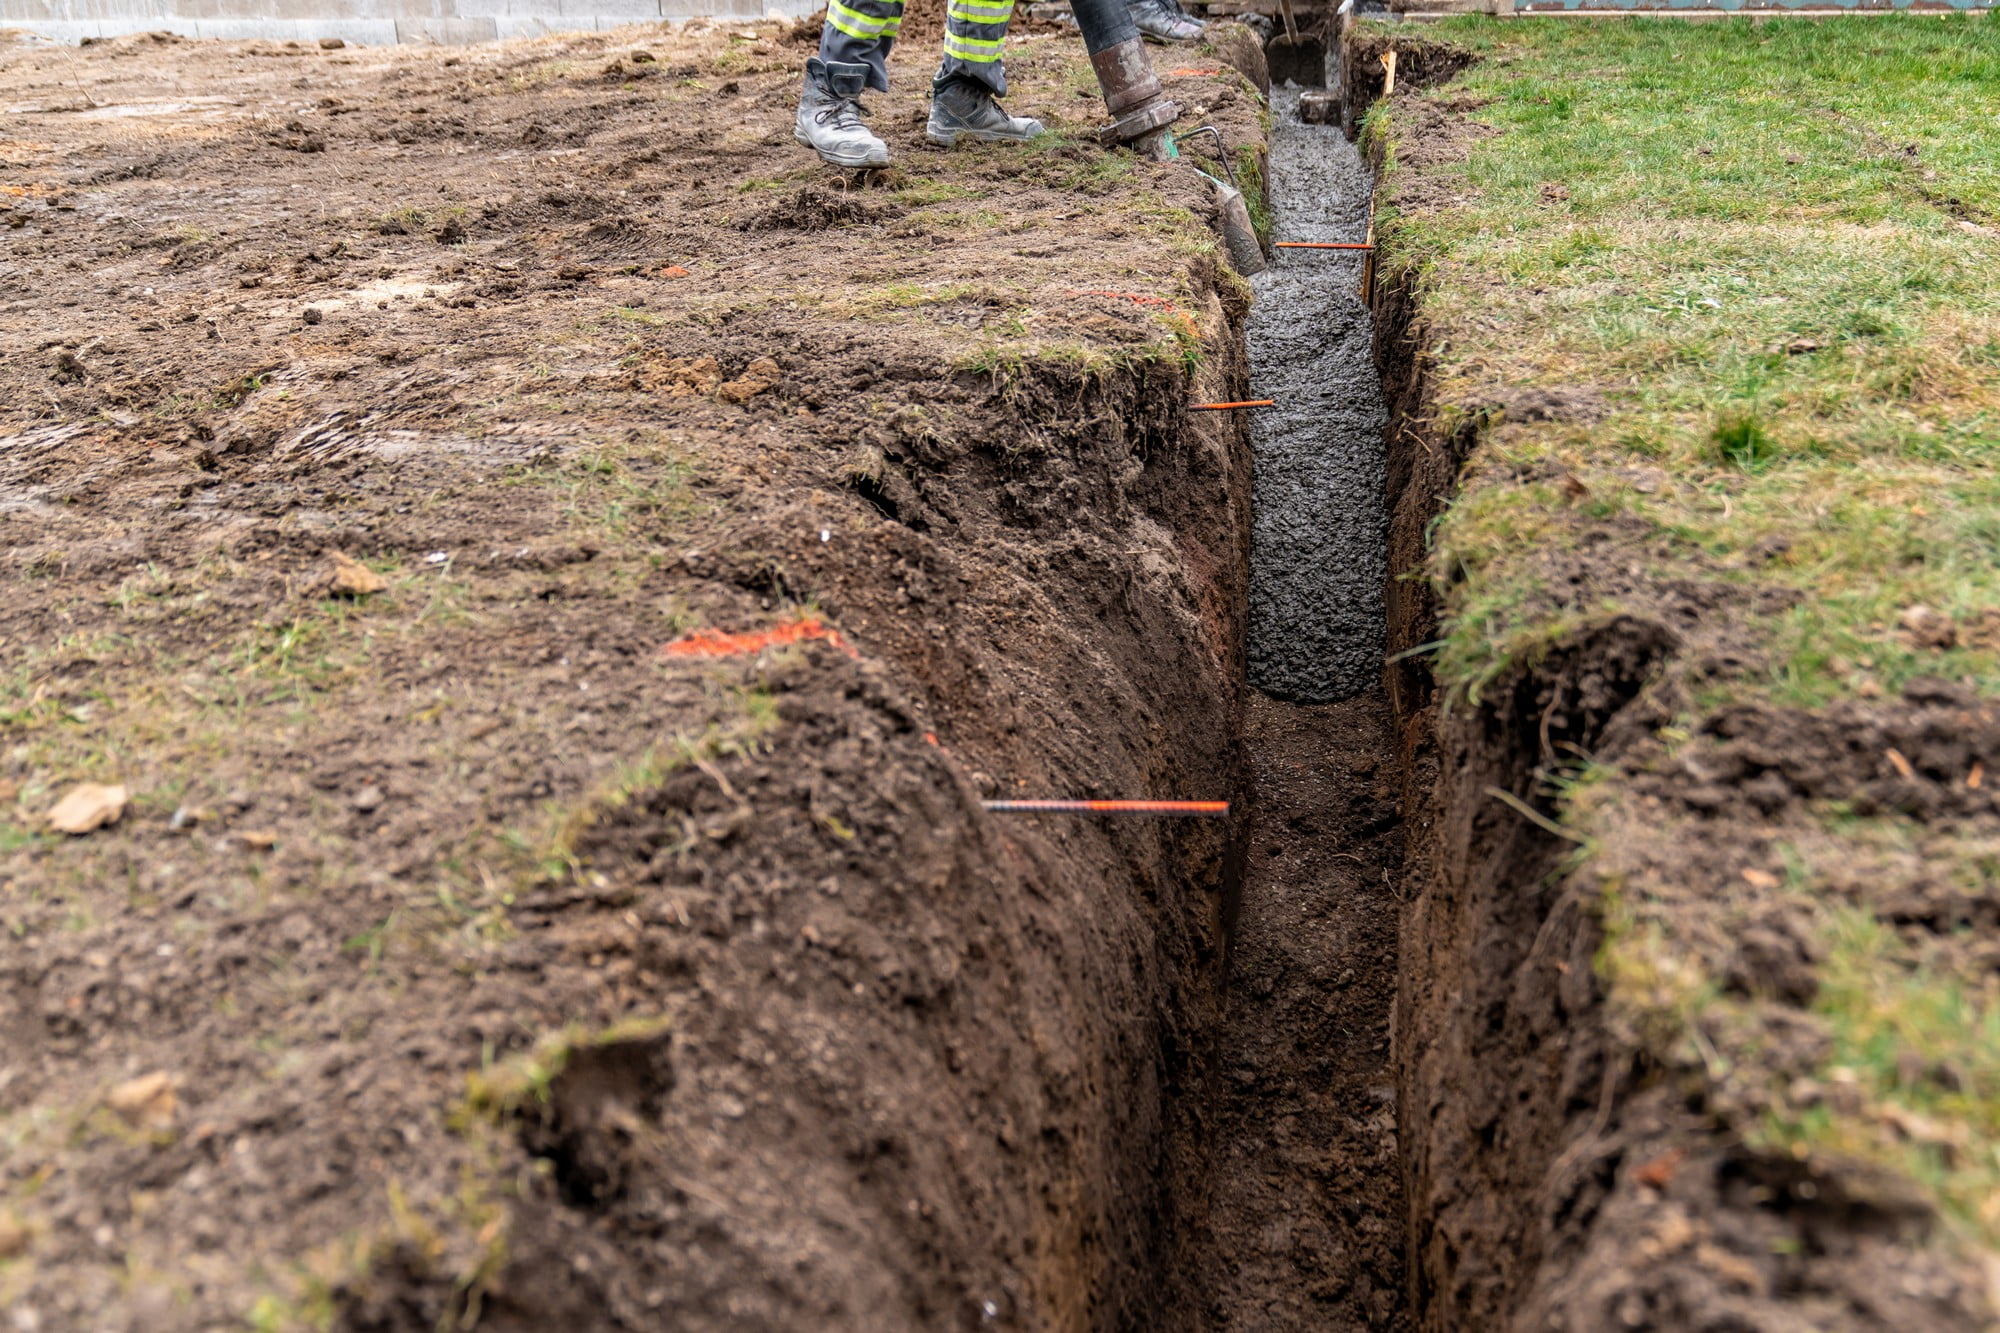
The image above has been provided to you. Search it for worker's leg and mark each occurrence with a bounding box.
[927,0,1045,147]
[819,0,903,93]
[794,0,901,167]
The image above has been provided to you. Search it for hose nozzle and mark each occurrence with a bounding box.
[1068,0,1181,155]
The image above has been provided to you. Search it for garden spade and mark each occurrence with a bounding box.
[1267,0,1325,89]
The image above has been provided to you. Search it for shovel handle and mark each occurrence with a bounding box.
[1277,0,1299,43]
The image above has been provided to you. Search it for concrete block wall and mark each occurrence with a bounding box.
[1,0,815,45]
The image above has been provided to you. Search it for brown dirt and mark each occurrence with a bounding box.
[0,21,1290,1330]
[1172,693,1409,1331]
[1354,44,2000,1333]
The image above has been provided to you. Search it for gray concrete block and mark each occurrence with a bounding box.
[452,0,543,17]
[8,16,100,38]
[491,12,595,33]
[0,0,61,24]
[563,0,658,16]
[300,16,400,40]
[394,14,498,39]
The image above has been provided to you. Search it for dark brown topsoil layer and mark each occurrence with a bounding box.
[1349,32,2000,1333]
[0,23,1273,1330]
[1170,693,1408,1331]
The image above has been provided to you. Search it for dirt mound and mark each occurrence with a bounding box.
[741,184,901,231]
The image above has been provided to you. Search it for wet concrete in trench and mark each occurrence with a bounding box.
[1246,88,1389,704]
[1177,91,1410,1330]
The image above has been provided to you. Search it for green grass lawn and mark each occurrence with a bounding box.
[1367,12,2000,1256]
[1374,14,2000,707]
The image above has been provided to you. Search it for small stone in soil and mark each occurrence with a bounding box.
[351,786,385,814]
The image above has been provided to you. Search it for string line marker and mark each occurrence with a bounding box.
[982,799,1229,816]
[1276,241,1374,250]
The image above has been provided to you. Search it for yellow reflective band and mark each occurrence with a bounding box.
[948,0,1013,20]
[827,0,891,36]
[943,31,1004,58]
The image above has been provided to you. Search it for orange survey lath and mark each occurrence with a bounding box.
[982,799,1230,816]
[1068,289,1200,342]
[1191,400,1274,410]
[661,615,859,660]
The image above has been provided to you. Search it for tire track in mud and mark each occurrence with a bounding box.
[1177,91,1409,1330]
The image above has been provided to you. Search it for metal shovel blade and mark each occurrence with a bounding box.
[1267,35,1325,89]
[1267,0,1324,89]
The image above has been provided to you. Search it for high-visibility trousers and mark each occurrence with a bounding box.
[819,0,1017,97]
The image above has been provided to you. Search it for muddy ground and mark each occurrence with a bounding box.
[0,17,1324,1329]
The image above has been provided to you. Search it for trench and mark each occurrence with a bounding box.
[1173,85,1412,1330]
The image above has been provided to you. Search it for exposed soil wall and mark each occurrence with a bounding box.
[418,351,1260,1332]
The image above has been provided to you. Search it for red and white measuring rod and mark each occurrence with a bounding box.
[982,800,1230,816]
[1275,242,1374,250]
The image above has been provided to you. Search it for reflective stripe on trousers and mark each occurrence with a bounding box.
[817,0,1016,96]
[817,0,903,92]
[939,0,1015,94]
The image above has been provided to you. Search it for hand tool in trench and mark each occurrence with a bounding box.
[1067,9,1265,273]
[1266,0,1325,90]
[1176,123,1268,275]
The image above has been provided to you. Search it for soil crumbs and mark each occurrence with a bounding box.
[0,20,1270,1331]
[1176,693,1407,1331]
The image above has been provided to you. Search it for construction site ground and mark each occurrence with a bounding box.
[1358,16,2000,1330]
[10,8,2000,1333]
[0,16,1282,1329]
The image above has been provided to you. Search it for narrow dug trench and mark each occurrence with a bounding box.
[1178,89,1411,1330]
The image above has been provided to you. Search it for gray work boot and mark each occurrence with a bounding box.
[795,57,890,168]
[926,78,1046,148]
[1130,0,1204,43]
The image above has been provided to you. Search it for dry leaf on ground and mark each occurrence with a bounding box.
[328,551,389,597]
[45,782,127,834]
[106,1072,177,1131]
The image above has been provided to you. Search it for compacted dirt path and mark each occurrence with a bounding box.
[1182,692,1407,1330]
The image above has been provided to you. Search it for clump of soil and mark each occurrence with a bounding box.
[740,185,899,232]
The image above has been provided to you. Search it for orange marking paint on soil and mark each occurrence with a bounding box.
[1068,289,1200,342]
[659,265,691,278]
[661,615,859,660]
[1166,67,1224,76]
[982,799,1229,816]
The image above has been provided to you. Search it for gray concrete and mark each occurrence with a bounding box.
[1247,86,1388,703]
[1,0,815,45]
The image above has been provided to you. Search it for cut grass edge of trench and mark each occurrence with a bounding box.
[1362,10,2000,1269]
